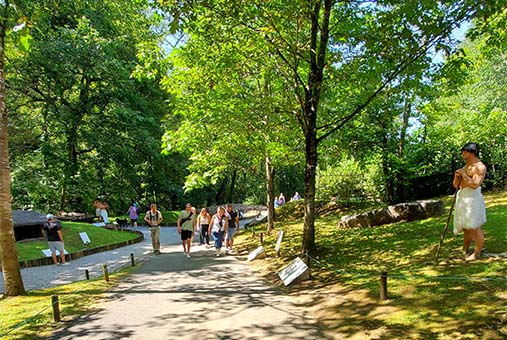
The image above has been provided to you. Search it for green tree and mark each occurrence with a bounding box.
[163,25,302,230]
[160,0,502,253]
[0,0,30,296]
[7,0,177,213]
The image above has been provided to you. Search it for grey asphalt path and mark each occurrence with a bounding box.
[47,244,328,340]
[0,226,182,293]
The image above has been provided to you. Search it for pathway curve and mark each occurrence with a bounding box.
[1,227,181,293]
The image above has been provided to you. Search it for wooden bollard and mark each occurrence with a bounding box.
[130,253,135,266]
[379,271,388,300]
[85,269,90,280]
[52,295,61,322]
[103,264,109,282]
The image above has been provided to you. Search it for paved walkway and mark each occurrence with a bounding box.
[47,244,328,340]
[0,227,180,293]
[3,221,330,339]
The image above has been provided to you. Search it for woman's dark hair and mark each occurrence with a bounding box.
[461,142,480,157]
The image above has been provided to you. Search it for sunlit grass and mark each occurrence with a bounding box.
[237,190,507,339]
[0,267,135,339]
[16,222,140,262]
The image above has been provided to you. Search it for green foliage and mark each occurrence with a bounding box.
[6,0,191,213]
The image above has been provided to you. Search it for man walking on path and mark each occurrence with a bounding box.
[177,203,196,257]
[43,214,69,265]
[225,203,240,254]
[144,203,163,255]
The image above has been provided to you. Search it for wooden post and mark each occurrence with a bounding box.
[130,253,135,266]
[52,295,61,322]
[380,271,388,300]
[103,264,109,282]
[85,269,90,280]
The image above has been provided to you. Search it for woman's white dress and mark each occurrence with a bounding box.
[453,187,486,234]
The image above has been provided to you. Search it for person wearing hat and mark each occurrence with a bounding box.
[43,214,69,265]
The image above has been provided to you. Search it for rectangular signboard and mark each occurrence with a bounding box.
[278,257,308,286]
[42,249,69,257]
[79,232,91,244]
[275,230,284,255]
[248,246,265,262]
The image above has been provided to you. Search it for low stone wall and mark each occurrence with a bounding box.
[18,229,144,268]
[338,200,444,229]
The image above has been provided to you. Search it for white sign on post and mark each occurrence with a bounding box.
[275,230,284,255]
[247,246,265,262]
[42,249,69,257]
[278,257,309,286]
[79,232,91,244]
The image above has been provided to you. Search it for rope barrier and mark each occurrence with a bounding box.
[303,252,507,282]
[0,255,141,338]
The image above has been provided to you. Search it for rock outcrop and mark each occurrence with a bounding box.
[338,200,444,229]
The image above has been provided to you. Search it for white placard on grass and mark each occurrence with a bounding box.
[247,246,265,262]
[92,222,106,227]
[277,257,309,286]
[42,249,69,257]
[79,232,91,244]
[275,230,284,255]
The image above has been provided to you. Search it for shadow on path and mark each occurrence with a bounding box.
[48,246,330,340]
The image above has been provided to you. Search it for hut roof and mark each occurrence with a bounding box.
[12,210,47,227]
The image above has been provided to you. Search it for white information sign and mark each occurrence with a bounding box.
[247,246,265,262]
[79,232,91,244]
[42,249,69,257]
[275,230,284,255]
[277,257,309,286]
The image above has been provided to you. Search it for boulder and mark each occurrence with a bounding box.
[338,200,444,229]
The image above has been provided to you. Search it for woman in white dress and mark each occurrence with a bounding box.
[453,142,487,261]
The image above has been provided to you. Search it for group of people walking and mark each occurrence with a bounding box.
[42,142,487,267]
[144,202,241,258]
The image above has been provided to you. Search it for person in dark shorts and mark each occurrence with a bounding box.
[43,214,69,265]
[225,204,240,254]
[177,203,196,258]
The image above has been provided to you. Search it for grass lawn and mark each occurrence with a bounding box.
[1,193,505,339]
[15,222,140,263]
[0,268,136,339]
[235,190,507,340]
[113,210,180,225]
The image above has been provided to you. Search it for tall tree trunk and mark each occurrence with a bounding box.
[265,155,275,232]
[302,126,318,254]
[0,11,25,296]
[300,0,332,254]
[227,169,236,203]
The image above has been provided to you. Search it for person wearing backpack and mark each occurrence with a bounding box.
[177,203,197,258]
[144,203,163,255]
